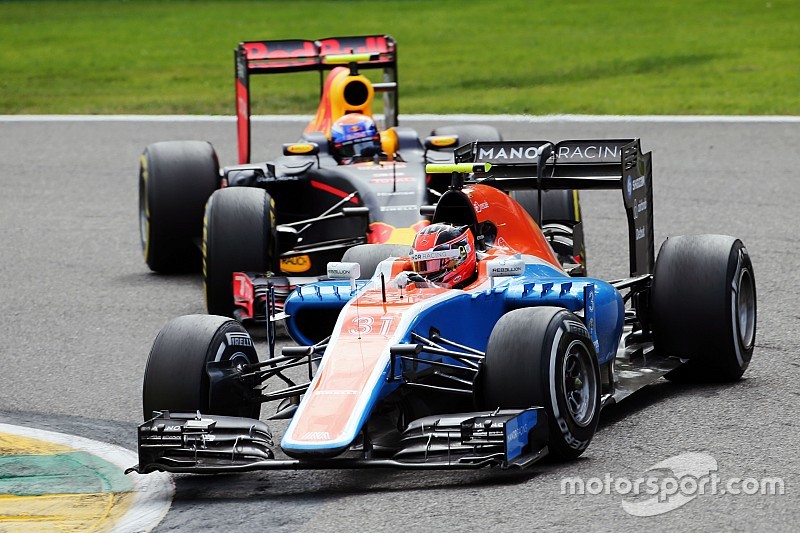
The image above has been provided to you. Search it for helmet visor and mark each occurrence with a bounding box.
[335,135,380,159]
[410,248,461,276]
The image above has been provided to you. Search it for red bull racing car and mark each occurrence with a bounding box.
[129,139,756,474]
[138,35,585,319]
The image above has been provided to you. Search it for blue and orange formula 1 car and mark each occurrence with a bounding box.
[128,139,756,474]
[138,35,582,319]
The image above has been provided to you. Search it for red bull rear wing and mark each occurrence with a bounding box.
[235,35,397,164]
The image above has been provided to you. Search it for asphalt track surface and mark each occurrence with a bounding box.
[0,117,798,531]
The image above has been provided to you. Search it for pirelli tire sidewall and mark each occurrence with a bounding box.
[203,187,277,317]
[481,307,600,461]
[536,309,600,460]
[142,315,260,421]
[652,234,757,381]
[139,140,220,273]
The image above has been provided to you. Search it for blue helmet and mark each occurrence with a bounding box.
[330,114,381,161]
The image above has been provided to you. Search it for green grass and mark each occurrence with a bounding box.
[1,0,798,115]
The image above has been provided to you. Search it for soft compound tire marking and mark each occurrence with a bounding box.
[0,424,173,533]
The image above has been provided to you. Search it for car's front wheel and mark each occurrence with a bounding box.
[203,187,278,317]
[480,307,601,461]
[142,314,261,421]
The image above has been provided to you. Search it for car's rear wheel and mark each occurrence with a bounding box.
[139,141,220,272]
[512,189,586,275]
[480,307,600,461]
[142,314,261,421]
[203,187,278,317]
[651,234,756,381]
[341,243,411,279]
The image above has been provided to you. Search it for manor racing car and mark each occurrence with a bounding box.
[138,35,581,319]
[129,139,756,474]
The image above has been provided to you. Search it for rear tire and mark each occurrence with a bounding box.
[203,187,277,317]
[139,141,220,272]
[512,189,586,274]
[142,315,260,421]
[341,243,411,279]
[481,307,600,461]
[651,235,756,381]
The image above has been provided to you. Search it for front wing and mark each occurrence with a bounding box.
[126,408,548,474]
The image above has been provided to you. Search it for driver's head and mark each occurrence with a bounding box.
[410,223,476,287]
[330,113,380,162]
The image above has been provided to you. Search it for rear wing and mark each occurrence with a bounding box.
[452,139,654,276]
[235,35,398,164]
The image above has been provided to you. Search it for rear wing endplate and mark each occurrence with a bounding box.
[453,139,654,276]
[235,35,397,164]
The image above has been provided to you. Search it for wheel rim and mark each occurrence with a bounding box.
[736,267,756,349]
[561,340,597,427]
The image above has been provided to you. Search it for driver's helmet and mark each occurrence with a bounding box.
[330,113,381,161]
[410,223,477,287]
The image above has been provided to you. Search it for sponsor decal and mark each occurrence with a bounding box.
[478,144,541,162]
[357,162,407,171]
[280,254,311,273]
[300,432,331,441]
[327,261,360,279]
[285,143,316,154]
[473,200,490,213]
[487,258,525,277]
[380,205,418,212]
[631,175,646,192]
[556,144,621,161]
[506,422,530,444]
[376,191,415,197]
[632,198,648,220]
[370,177,415,184]
[225,332,253,347]
[430,136,458,147]
[233,273,254,300]
[635,226,647,241]
[626,174,633,200]
[410,248,461,262]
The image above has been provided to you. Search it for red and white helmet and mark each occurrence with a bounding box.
[410,223,476,287]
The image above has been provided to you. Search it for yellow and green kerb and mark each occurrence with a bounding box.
[0,432,136,532]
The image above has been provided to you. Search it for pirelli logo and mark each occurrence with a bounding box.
[225,332,252,347]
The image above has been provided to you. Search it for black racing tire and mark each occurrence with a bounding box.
[203,187,277,317]
[340,243,411,279]
[651,235,756,382]
[139,141,220,273]
[142,314,260,421]
[512,189,587,274]
[429,124,503,147]
[480,307,601,461]
[511,189,580,224]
